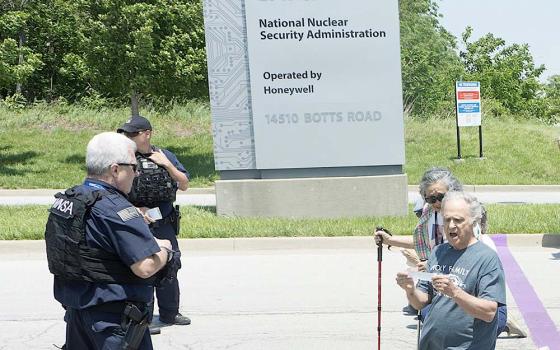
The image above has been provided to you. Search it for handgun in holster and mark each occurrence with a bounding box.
[120,302,151,350]
[155,248,181,286]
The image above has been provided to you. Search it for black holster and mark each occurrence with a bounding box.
[173,205,181,236]
[120,303,151,350]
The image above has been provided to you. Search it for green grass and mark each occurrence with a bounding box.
[1,102,560,188]
[2,102,558,241]
[404,117,560,184]
[0,102,560,188]
[3,204,558,240]
[0,101,217,188]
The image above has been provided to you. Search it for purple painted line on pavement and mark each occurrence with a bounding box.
[492,234,560,350]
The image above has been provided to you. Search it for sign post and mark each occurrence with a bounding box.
[455,81,483,159]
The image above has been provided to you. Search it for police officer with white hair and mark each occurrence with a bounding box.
[117,115,190,328]
[45,132,177,349]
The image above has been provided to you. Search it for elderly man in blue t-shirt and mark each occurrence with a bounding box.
[396,191,506,350]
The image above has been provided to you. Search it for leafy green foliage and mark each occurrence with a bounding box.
[23,0,88,100]
[399,0,464,116]
[541,75,560,123]
[0,0,556,122]
[75,0,207,108]
[0,0,207,108]
[0,6,43,95]
[545,75,560,100]
[460,26,545,118]
[398,0,552,122]
[0,9,29,36]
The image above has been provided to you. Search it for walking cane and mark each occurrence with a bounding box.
[416,309,421,350]
[375,227,391,350]
[377,237,382,350]
[416,259,427,350]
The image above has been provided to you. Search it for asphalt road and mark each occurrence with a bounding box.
[1,186,560,206]
[1,236,558,350]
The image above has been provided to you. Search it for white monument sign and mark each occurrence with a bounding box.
[245,0,405,169]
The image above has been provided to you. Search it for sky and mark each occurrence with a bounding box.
[438,0,560,82]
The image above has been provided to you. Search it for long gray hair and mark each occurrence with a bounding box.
[418,167,463,198]
[86,132,137,176]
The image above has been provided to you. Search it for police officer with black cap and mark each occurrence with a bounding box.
[117,115,191,327]
[45,132,176,349]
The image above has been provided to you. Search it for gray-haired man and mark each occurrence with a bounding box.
[396,191,506,349]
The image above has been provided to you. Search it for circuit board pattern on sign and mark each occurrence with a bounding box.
[204,0,256,170]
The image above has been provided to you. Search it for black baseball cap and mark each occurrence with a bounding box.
[117,115,152,133]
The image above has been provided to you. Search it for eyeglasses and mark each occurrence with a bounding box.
[123,130,146,138]
[117,163,138,172]
[425,193,445,204]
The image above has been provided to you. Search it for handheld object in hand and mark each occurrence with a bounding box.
[376,226,393,249]
[146,207,162,221]
[408,271,436,282]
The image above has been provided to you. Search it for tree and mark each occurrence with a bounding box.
[76,0,207,115]
[22,0,88,101]
[399,0,464,116]
[0,1,43,98]
[542,75,560,123]
[460,26,545,115]
[544,75,560,100]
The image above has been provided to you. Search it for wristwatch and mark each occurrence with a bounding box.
[161,246,174,262]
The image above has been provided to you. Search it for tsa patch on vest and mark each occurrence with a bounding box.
[117,207,140,221]
[50,197,75,218]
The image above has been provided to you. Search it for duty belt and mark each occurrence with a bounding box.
[149,213,176,229]
[87,301,148,315]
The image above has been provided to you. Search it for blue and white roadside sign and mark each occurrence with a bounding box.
[456,81,481,127]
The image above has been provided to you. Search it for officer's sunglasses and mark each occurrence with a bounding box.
[425,192,445,204]
[123,130,146,138]
[117,163,138,172]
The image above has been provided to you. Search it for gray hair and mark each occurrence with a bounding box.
[418,167,463,198]
[86,132,137,176]
[441,191,484,225]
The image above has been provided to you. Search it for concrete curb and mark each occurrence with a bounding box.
[183,187,215,195]
[2,235,558,256]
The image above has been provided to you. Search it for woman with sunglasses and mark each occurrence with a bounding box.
[375,167,462,271]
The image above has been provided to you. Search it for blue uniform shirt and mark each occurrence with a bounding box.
[53,179,161,309]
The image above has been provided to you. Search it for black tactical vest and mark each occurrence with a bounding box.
[128,151,177,208]
[44,186,156,285]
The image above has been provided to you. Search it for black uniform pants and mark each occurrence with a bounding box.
[65,307,153,350]
[152,220,181,319]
